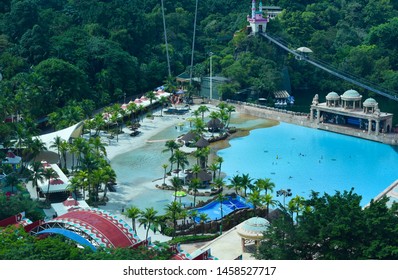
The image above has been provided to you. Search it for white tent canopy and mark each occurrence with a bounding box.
[37,162,70,193]
[35,121,84,152]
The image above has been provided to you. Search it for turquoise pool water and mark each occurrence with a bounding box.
[217,122,398,206]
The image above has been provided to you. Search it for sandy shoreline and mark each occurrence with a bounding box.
[97,104,218,242]
[94,104,277,244]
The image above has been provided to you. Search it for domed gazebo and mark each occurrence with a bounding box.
[325,91,340,107]
[341,89,362,109]
[237,217,270,253]
[363,97,378,114]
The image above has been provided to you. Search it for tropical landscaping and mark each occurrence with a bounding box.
[2,0,398,260]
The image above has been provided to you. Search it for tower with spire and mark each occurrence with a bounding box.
[247,0,269,34]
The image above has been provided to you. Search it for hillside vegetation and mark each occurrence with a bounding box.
[1,0,398,123]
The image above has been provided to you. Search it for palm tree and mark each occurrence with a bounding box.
[29,161,44,199]
[170,176,183,202]
[12,123,27,156]
[161,163,168,185]
[190,210,199,235]
[165,201,182,239]
[125,206,141,235]
[199,213,209,235]
[288,195,305,223]
[208,162,219,181]
[23,137,47,165]
[89,136,107,157]
[212,177,225,190]
[74,170,89,200]
[171,149,189,177]
[5,173,20,194]
[208,111,220,136]
[228,174,242,195]
[72,137,88,169]
[67,176,81,200]
[263,193,278,217]
[194,146,210,169]
[162,140,180,172]
[192,109,200,119]
[138,207,159,244]
[126,101,137,122]
[158,96,168,116]
[225,104,236,128]
[216,156,224,179]
[59,140,69,170]
[197,105,209,121]
[188,178,201,207]
[101,165,116,201]
[145,90,157,106]
[247,190,263,216]
[91,114,106,136]
[216,193,228,234]
[241,173,253,197]
[50,136,63,166]
[43,168,57,204]
[256,178,275,196]
[68,142,78,173]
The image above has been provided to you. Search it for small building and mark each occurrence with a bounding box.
[247,0,269,34]
[310,90,393,135]
[237,217,270,254]
[207,118,224,133]
[273,90,293,106]
[2,151,22,171]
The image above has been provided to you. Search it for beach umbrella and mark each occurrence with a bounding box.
[174,191,187,203]
[175,191,187,197]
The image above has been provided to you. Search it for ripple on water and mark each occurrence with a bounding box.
[218,122,398,206]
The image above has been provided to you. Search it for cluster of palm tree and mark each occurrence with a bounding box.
[29,135,115,206]
[228,175,278,216]
[125,205,161,244]
[125,201,211,241]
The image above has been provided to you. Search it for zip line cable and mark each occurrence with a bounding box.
[189,0,199,85]
[260,32,398,101]
[161,0,171,77]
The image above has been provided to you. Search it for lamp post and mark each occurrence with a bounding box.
[276,188,292,208]
[209,52,213,100]
[123,92,126,104]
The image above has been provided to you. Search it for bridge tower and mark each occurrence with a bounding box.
[247,0,269,34]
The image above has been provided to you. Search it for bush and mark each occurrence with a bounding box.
[168,234,219,245]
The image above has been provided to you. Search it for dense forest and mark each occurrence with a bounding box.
[1,0,398,127]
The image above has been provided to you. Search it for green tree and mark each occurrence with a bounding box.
[125,206,141,235]
[199,213,209,235]
[29,161,44,199]
[162,140,180,172]
[256,189,398,260]
[228,174,242,195]
[188,178,201,208]
[138,207,160,245]
[43,167,57,204]
[170,176,183,202]
[165,201,182,239]
[170,149,189,178]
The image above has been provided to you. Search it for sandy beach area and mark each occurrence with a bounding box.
[97,104,218,243]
